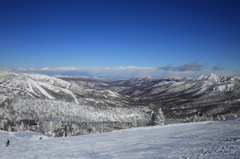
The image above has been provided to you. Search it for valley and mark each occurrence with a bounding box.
[0,69,239,136]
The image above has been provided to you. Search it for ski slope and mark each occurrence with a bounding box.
[1,118,240,159]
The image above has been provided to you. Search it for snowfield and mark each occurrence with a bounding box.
[1,118,240,159]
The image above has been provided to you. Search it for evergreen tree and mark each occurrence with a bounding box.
[151,108,164,126]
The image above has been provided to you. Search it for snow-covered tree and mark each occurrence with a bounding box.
[151,108,164,126]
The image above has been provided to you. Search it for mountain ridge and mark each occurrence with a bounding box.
[0,69,240,135]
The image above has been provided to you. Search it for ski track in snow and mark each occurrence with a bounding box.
[28,79,55,100]
[1,118,240,159]
[60,88,79,104]
[66,82,71,90]
[0,80,36,98]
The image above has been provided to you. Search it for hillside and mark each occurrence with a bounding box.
[62,73,240,123]
[0,69,240,135]
[1,118,240,159]
[0,69,152,135]
[126,74,239,122]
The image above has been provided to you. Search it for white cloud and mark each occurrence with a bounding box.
[57,67,80,71]
[40,67,50,70]
[29,68,37,71]
[158,62,204,72]
[115,66,153,70]
[14,64,240,79]
[17,67,28,71]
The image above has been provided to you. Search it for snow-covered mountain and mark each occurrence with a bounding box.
[1,69,240,135]
[110,73,240,123]
[0,69,153,136]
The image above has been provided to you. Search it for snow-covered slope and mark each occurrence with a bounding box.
[0,69,79,101]
[1,118,240,159]
[0,69,132,106]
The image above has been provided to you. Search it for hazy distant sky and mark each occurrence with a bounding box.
[0,0,240,78]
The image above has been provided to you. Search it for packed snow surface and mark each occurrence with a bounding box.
[1,118,240,159]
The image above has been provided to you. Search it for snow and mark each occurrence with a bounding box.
[164,76,184,81]
[138,75,155,82]
[204,73,220,82]
[28,79,55,99]
[106,90,120,98]
[214,84,235,92]
[0,94,8,103]
[1,118,240,159]
[86,98,96,101]
[60,88,79,104]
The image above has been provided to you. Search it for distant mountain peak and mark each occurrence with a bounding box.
[208,73,218,77]
[194,73,220,82]
[204,73,220,82]
[164,76,184,81]
[139,75,155,81]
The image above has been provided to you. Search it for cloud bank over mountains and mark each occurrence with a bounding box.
[158,62,204,72]
[15,62,239,79]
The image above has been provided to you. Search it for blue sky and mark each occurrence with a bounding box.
[0,0,240,79]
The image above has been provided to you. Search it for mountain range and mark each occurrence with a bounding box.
[0,69,239,135]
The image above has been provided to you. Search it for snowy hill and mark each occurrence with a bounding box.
[0,69,153,135]
[1,118,240,159]
[109,73,240,123]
